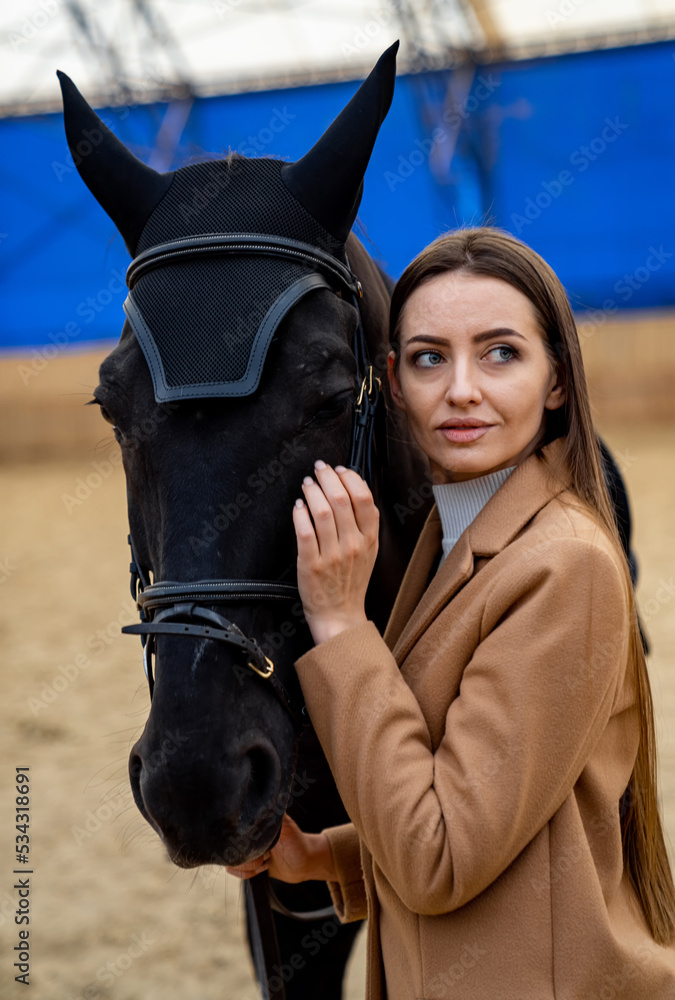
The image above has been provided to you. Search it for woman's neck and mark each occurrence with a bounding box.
[432,465,516,567]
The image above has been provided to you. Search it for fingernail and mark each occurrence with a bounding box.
[303,476,313,486]
[295,498,304,508]
[314,459,326,470]
[335,465,347,473]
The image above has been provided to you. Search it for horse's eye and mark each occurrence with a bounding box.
[307,390,353,426]
[99,405,115,426]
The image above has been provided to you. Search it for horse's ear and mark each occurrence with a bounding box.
[57,70,173,256]
[281,41,399,243]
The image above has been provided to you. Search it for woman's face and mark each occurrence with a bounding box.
[388,270,565,483]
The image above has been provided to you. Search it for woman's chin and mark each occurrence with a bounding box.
[431,449,504,483]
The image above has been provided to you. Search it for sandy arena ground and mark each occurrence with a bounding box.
[1,419,674,999]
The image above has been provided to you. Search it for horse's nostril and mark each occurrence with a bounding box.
[243,742,281,821]
[128,751,152,824]
[129,752,143,782]
[248,747,272,800]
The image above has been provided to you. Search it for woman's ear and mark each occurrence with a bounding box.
[387,351,406,411]
[544,363,566,412]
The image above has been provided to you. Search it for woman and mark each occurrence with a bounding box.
[228,228,675,998]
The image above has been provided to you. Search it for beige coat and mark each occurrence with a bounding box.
[295,438,675,999]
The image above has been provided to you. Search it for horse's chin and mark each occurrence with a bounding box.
[163,818,283,869]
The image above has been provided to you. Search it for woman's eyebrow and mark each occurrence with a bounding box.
[404,328,528,347]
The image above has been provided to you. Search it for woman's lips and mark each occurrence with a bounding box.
[438,425,491,443]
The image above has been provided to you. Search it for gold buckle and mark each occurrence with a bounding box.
[248,655,274,679]
[356,367,382,408]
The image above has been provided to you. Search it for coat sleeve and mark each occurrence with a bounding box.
[294,536,630,916]
[322,822,368,922]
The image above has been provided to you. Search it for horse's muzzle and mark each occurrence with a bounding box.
[129,728,287,867]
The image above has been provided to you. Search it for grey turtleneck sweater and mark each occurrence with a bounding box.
[432,466,516,569]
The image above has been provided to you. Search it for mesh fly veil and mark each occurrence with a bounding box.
[125,157,350,401]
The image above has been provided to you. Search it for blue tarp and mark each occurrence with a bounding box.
[1,39,673,350]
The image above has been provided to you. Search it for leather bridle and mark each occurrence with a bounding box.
[121,234,383,716]
[121,535,303,720]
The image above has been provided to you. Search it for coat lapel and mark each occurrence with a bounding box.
[388,529,475,665]
[386,438,572,668]
[383,506,443,653]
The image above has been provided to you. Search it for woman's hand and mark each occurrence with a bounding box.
[225,813,336,883]
[292,460,379,646]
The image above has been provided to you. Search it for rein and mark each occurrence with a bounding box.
[120,234,382,1000]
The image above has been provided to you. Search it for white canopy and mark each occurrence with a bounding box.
[2,0,674,114]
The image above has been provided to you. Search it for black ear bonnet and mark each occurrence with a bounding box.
[125,158,348,401]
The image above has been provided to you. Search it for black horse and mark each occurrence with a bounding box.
[59,44,435,998]
[59,44,640,999]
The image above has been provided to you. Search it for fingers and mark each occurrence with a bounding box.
[331,465,380,540]
[300,470,341,556]
[298,461,378,553]
[225,851,271,880]
[292,462,379,642]
[292,495,320,564]
[280,812,301,834]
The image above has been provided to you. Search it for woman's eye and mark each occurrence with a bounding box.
[414,350,444,368]
[486,344,518,364]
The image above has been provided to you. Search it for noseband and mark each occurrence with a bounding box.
[121,234,383,718]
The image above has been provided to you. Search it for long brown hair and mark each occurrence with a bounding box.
[389,226,675,945]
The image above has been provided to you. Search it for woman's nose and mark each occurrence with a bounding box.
[444,359,482,407]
